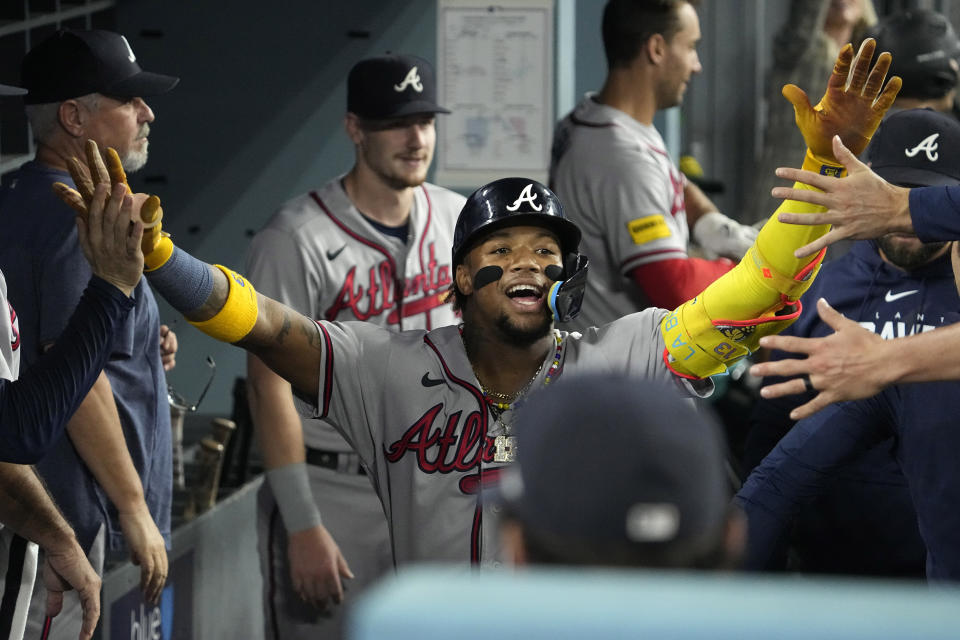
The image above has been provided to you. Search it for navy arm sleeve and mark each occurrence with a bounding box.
[0,276,135,463]
[734,397,892,571]
[909,186,960,242]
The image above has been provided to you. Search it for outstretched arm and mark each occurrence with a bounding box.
[750,297,960,420]
[661,38,901,379]
[53,141,323,400]
[770,135,913,257]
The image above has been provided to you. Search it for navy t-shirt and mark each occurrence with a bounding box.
[0,161,171,551]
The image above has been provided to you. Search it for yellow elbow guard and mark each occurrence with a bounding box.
[660,245,825,379]
[188,265,259,343]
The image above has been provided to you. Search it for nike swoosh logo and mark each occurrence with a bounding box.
[885,289,919,303]
[421,373,444,387]
[326,245,346,260]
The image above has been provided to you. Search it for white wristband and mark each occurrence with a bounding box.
[265,462,323,533]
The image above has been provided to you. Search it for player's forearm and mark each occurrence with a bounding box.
[143,245,323,396]
[909,186,960,242]
[682,180,719,229]
[0,462,76,552]
[247,354,308,468]
[248,353,323,533]
[882,324,960,385]
[66,373,147,513]
[0,277,134,464]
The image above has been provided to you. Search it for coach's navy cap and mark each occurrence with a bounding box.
[867,108,960,187]
[21,29,179,105]
[347,54,450,119]
[488,375,730,549]
[0,83,26,96]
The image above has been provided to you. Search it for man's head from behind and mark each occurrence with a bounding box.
[602,0,702,109]
[868,9,960,109]
[344,54,449,190]
[866,108,960,270]
[21,29,178,172]
[492,374,743,570]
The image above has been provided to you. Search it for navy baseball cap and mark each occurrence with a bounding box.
[347,54,450,119]
[867,108,960,187]
[488,375,730,549]
[21,29,179,104]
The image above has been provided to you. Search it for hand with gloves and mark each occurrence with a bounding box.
[692,211,758,260]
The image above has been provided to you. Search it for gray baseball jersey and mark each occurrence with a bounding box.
[247,176,466,451]
[248,177,465,638]
[296,311,712,567]
[550,94,690,330]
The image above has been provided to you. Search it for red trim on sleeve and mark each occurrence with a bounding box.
[316,321,334,419]
[629,256,735,310]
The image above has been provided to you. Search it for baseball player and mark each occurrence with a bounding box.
[245,54,464,638]
[549,0,761,326]
[57,39,897,569]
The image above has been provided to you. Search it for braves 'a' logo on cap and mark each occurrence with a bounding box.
[394,67,423,93]
[120,35,137,63]
[506,183,542,212]
[905,133,940,162]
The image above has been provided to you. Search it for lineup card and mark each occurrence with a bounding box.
[436,0,554,187]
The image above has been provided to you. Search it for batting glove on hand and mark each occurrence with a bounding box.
[55,139,166,262]
[782,37,900,164]
[693,211,758,260]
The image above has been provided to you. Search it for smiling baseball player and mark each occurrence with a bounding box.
[245,54,464,639]
[55,39,898,582]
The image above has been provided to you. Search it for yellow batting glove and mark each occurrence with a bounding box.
[782,38,901,173]
[102,147,168,265]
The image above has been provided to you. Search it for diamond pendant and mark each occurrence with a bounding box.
[493,435,517,463]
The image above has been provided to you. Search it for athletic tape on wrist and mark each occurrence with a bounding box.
[144,245,213,314]
[266,463,323,533]
[188,265,259,343]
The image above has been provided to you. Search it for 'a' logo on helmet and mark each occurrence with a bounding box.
[506,184,543,212]
[905,133,940,162]
[394,67,423,93]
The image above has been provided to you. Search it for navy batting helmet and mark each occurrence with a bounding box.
[451,177,581,267]
[451,178,587,322]
[868,9,960,100]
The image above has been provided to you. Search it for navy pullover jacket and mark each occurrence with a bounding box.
[742,240,960,578]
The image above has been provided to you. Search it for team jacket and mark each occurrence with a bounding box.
[911,186,960,242]
[744,241,959,576]
[738,368,960,581]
